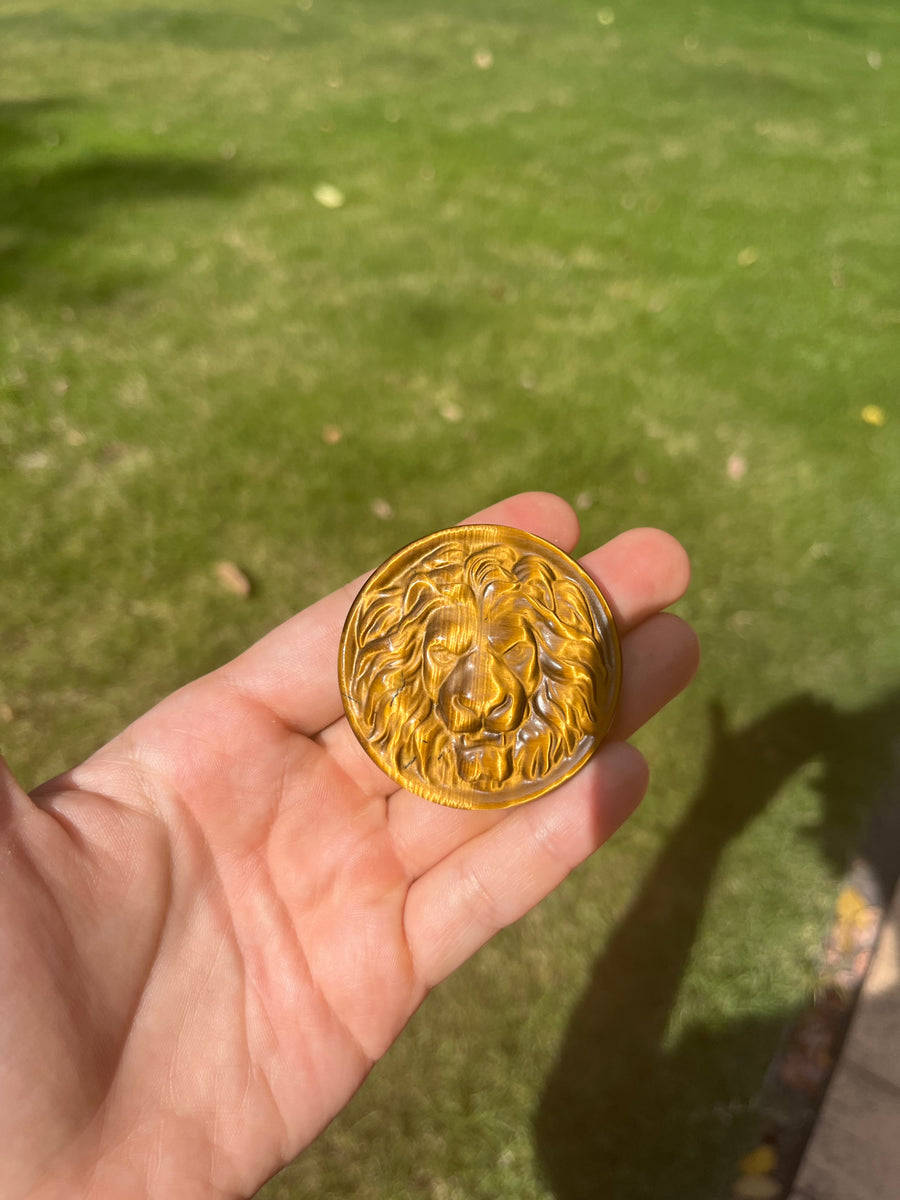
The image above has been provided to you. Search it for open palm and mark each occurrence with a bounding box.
[2,493,698,1199]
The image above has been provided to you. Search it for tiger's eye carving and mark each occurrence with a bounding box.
[338,524,621,809]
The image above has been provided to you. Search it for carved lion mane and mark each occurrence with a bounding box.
[348,538,609,798]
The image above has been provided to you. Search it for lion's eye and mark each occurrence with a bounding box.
[429,643,457,666]
[504,640,533,667]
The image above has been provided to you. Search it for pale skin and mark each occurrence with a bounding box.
[1,492,699,1199]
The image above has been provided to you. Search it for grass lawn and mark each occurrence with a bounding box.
[2,0,899,1195]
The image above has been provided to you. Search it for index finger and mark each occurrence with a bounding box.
[217,492,581,735]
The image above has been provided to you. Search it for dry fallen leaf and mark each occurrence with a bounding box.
[835,884,868,926]
[861,404,886,427]
[17,450,50,471]
[214,561,252,598]
[322,424,343,444]
[730,610,754,629]
[370,498,394,520]
[313,182,345,209]
[727,453,747,481]
[738,1145,777,1176]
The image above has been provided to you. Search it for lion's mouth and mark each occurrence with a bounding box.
[455,733,514,789]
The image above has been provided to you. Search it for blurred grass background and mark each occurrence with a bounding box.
[1,0,899,1196]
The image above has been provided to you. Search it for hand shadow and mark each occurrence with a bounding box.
[533,690,900,1199]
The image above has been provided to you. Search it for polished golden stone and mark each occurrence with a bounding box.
[339,524,622,810]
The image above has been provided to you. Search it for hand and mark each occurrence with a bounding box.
[1,493,698,1199]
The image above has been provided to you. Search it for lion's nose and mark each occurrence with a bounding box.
[439,648,522,731]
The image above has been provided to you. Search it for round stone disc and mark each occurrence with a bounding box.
[339,524,621,809]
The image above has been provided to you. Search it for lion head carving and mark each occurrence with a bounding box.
[344,531,616,805]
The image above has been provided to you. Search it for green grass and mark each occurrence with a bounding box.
[2,0,899,1196]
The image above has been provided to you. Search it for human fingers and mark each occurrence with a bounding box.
[608,612,699,741]
[216,492,580,736]
[404,740,650,989]
[578,526,690,631]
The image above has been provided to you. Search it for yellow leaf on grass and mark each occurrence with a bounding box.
[313,182,345,209]
[836,885,868,925]
[738,1145,777,1176]
[861,405,886,427]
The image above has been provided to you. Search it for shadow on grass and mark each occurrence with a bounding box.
[0,7,324,51]
[534,689,900,1200]
[0,97,270,304]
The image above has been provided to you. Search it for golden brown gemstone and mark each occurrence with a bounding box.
[339,524,621,809]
